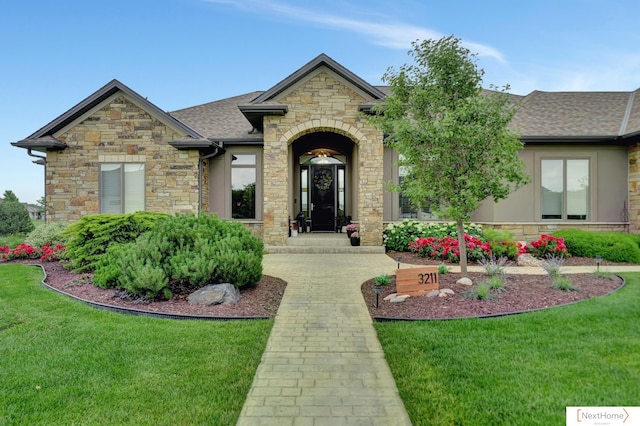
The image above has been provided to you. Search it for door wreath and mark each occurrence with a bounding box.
[314,169,333,191]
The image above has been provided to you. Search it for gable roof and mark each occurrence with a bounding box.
[251,53,387,103]
[12,79,211,152]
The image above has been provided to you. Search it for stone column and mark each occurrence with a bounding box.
[262,125,289,246]
[357,131,384,246]
[628,145,640,233]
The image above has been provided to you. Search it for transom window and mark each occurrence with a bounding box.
[541,159,589,220]
[100,163,145,213]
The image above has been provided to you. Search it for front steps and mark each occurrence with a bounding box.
[264,233,386,254]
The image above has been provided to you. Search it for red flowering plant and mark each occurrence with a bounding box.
[409,234,492,263]
[0,243,66,262]
[528,234,569,258]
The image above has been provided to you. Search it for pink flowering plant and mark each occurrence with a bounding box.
[346,223,358,232]
[528,234,569,258]
[408,234,492,263]
[0,243,66,262]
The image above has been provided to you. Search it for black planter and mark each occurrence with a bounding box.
[350,237,360,246]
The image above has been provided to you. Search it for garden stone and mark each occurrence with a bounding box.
[457,277,473,286]
[440,288,455,295]
[517,254,543,267]
[188,284,240,306]
[390,297,407,303]
[426,290,440,298]
[384,293,398,301]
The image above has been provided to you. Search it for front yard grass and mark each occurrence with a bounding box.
[0,264,272,425]
[376,272,640,425]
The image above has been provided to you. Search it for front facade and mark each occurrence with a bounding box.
[12,54,640,244]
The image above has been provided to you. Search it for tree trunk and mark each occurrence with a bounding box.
[457,219,468,277]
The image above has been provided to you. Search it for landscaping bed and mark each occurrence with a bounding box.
[19,260,286,319]
[361,253,625,320]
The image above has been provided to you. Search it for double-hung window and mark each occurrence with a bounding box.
[100,163,145,213]
[541,159,589,220]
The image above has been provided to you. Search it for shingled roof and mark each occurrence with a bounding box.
[511,90,640,141]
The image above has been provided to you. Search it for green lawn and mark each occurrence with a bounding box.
[375,273,640,425]
[0,264,272,425]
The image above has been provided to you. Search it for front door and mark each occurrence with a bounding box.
[310,165,335,231]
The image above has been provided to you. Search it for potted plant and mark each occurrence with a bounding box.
[335,214,348,232]
[346,223,358,238]
[350,231,360,246]
[291,223,298,237]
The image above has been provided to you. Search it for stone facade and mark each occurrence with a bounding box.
[46,95,200,223]
[262,69,385,246]
[480,222,629,244]
[629,144,640,233]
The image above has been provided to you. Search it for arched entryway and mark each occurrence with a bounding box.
[291,132,356,232]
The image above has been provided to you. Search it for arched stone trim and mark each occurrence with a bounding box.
[282,119,366,145]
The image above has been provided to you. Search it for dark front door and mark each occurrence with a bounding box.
[310,165,335,231]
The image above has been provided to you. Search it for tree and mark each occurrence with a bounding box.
[0,190,35,235]
[371,36,530,276]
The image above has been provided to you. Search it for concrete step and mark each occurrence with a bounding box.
[286,234,351,247]
[265,245,386,254]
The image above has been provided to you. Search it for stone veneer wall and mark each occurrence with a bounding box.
[479,222,630,243]
[628,144,640,233]
[262,70,385,246]
[46,95,200,223]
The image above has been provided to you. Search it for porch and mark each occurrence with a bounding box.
[264,233,385,254]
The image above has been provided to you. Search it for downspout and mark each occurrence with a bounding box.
[198,145,222,215]
[27,149,47,222]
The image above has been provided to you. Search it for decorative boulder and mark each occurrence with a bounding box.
[457,277,473,286]
[188,284,240,306]
[517,254,543,267]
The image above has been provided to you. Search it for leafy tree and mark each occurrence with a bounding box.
[0,191,35,235]
[371,36,529,276]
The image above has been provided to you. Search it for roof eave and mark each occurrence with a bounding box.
[238,104,288,132]
[11,137,68,152]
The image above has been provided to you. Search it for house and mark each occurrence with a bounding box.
[11,54,640,246]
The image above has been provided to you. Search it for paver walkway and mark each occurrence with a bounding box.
[237,253,411,426]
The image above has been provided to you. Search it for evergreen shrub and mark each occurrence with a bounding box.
[552,229,640,263]
[94,214,263,299]
[24,221,69,247]
[62,212,169,272]
[0,200,35,236]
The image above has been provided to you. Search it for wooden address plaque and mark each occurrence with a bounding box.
[396,266,439,297]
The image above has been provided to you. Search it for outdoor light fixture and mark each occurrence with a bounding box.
[374,282,382,308]
[396,255,402,269]
[595,255,602,273]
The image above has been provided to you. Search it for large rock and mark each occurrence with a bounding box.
[517,254,544,267]
[457,277,473,286]
[188,284,240,306]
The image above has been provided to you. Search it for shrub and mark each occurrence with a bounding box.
[24,221,69,247]
[552,229,640,263]
[0,200,35,236]
[383,220,483,252]
[437,263,449,275]
[528,234,569,258]
[486,275,506,292]
[463,283,498,300]
[375,274,391,286]
[63,212,170,272]
[551,276,577,291]
[478,255,510,276]
[94,214,264,299]
[541,254,565,279]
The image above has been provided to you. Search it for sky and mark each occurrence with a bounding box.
[2,0,640,204]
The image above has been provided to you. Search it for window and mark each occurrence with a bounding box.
[541,159,589,220]
[231,154,256,219]
[398,155,434,219]
[100,163,145,213]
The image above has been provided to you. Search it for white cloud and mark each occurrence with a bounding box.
[202,0,506,63]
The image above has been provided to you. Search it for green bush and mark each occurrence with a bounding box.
[62,212,170,272]
[553,229,640,263]
[0,200,35,236]
[483,228,521,260]
[94,214,263,299]
[383,220,483,252]
[24,221,69,247]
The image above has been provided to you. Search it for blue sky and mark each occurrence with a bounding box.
[2,0,640,204]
